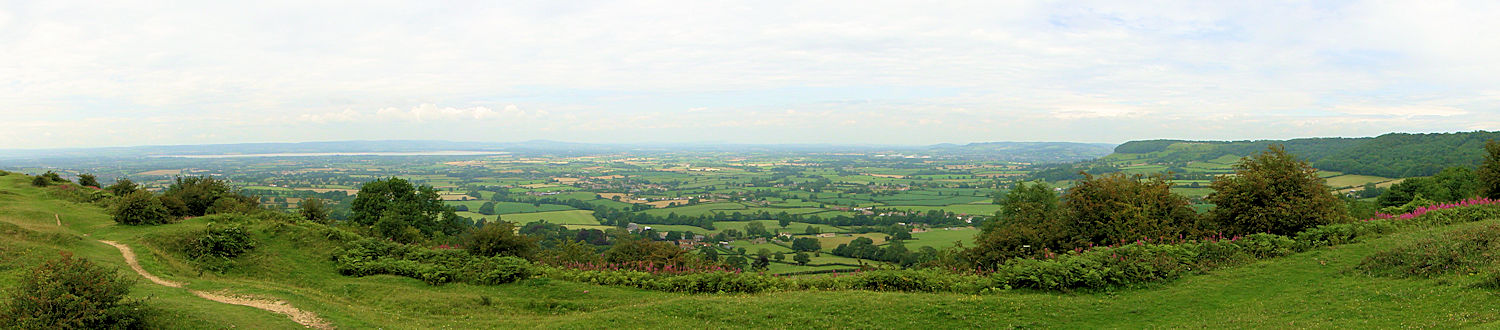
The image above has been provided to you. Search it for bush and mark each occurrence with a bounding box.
[1479,140,1500,199]
[465,221,536,258]
[462,256,535,285]
[1294,221,1399,248]
[185,224,256,261]
[333,238,535,285]
[105,179,140,197]
[110,191,172,225]
[1062,172,1203,248]
[1208,145,1350,236]
[1357,223,1500,278]
[77,174,100,188]
[0,252,147,329]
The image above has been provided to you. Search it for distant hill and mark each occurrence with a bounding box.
[0,140,1117,163]
[929,142,1117,163]
[1108,131,1500,177]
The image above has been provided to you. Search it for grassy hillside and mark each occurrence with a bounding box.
[8,172,1500,328]
[1108,131,1500,178]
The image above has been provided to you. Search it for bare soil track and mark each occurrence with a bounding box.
[99,240,333,329]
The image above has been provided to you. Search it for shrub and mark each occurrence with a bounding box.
[185,223,256,261]
[333,238,535,285]
[110,190,172,225]
[77,174,100,188]
[465,221,536,259]
[162,176,234,217]
[1208,145,1350,236]
[298,198,330,223]
[1357,223,1500,278]
[1294,221,1399,248]
[105,179,140,197]
[0,252,147,329]
[1480,140,1500,199]
[1063,172,1203,248]
[462,256,535,285]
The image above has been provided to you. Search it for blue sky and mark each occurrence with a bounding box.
[2,1,1498,148]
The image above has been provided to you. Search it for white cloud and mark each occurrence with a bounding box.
[1333,105,1468,117]
[298,109,363,123]
[368,104,533,122]
[2,1,1500,148]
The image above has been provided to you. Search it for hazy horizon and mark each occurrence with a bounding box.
[5,1,1499,149]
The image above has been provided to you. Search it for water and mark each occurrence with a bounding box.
[152,151,510,158]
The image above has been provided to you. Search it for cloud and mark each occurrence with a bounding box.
[1332,104,1468,117]
[3,1,1500,148]
[298,109,363,123]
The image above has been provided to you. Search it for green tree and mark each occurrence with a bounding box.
[969,181,1066,265]
[478,201,497,215]
[110,190,171,225]
[699,246,720,262]
[1378,167,1480,207]
[1481,140,1500,199]
[752,255,770,271]
[804,225,820,235]
[773,252,785,261]
[76,174,100,188]
[351,178,461,238]
[465,221,537,259]
[755,248,772,260]
[207,196,252,214]
[778,218,791,228]
[745,221,769,237]
[1066,172,1201,243]
[724,255,748,270]
[298,198,330,223]
[162,176,234,216]
[105,178,140,196]
[1208,145,1350,236]
[793,252,811,265]
[1,252,144,329]
[604,238,693,266]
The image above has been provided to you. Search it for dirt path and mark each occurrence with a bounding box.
[99,240,333,329]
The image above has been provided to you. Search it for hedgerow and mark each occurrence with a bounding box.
[545,202,1500,294]
[332,238,534,285]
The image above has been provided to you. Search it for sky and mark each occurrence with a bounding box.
[3,1,1499,149]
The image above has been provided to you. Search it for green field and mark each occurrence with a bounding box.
[714,220,847,234]
[882,204,1001,216]
[498,210,600,225]
[445,201,577,214]
[1171,187,1215,199]
[640,202,748,217]
[900,228,979,250]
[627,220,847,236]
[1323,174,1395,189]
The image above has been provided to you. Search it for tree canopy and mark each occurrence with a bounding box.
[1208,145,1349,236]
[350,177,470,241]
[1481,140,1500,199]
